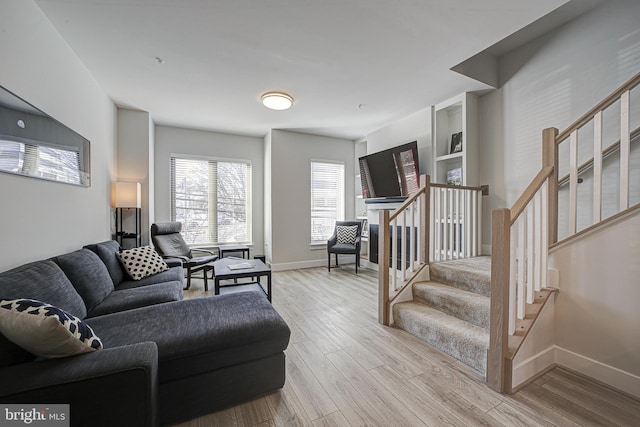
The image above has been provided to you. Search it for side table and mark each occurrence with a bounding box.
[212,258,271,302]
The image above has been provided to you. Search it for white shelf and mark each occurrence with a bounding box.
[432,92,478,186]
[435,152,464,162]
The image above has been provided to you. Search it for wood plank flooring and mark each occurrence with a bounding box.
[177,267,640,427]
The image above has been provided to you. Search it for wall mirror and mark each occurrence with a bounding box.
[0,85,90,187]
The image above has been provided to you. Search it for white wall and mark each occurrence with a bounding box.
[154,125,264,254]
[263,131,273,261]
[549,211,640,398]
[365,106,432,176]
[480,0,640,243]
[478,0,640,396]
[267,130,355,270]
[116,109,153,246]
[0,0,115,271]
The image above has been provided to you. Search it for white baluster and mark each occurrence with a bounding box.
[620,90,630,210]
[593,111,603,223]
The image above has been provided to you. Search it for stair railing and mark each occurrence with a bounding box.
[378,176,429,325]
[378,176,486,325]
[488,70,640,393]
[430,183,485,262]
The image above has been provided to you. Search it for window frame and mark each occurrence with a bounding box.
[310,159,345,245]
[170,153,252,246]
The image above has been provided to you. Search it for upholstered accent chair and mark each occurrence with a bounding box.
[327,220,363,273]
[151,222,218,290]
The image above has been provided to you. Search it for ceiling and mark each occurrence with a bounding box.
[34,0,594,140]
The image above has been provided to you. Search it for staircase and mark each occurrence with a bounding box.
[393,256,491,376]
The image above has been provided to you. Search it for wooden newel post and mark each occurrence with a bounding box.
[488,208,510,392]
[378,209,391,325]
[542,128,558,245]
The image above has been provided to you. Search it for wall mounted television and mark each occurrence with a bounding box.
[358,141,419,199]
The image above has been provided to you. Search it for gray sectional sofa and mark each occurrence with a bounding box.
[0,240,291,426]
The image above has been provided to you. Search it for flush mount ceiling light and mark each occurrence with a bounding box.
[261,92,294,110]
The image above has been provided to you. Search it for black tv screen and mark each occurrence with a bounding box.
[359,141,419,199]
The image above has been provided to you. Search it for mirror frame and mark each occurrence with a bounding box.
[0,85,91,187]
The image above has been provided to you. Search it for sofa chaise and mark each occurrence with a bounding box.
[0,240,290,426]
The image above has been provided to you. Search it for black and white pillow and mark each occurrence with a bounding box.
[336,225,358,244]
[116,246,169,280]
[0,299,103,358]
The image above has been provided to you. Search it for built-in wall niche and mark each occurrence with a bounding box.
[0,85,90,187]
[432,92,478,186]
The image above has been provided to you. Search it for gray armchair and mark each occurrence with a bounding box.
[151,222,218,290]
[327,220,363,273]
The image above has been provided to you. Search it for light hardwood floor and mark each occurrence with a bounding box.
[177,267,640,427]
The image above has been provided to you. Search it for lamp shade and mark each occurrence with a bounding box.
[113,182,141,208]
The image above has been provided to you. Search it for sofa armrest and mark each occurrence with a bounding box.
[0,342,158,427]
[162,257,184,268]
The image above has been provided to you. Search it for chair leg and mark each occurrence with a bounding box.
[328,252,331,272]
[355,254,358,274]
[335,254,339,266]
[184,267,191,290]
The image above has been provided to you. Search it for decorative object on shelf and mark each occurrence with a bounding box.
[113,181,142,248]
[447,168,462,186]
[450,132,463,154]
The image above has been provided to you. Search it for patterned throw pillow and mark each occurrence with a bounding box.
[336,225,358,244]
[0,299,103,358]
[116,246,169,280]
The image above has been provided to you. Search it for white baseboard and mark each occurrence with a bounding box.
[512,346,556,389]
[555,346,640,399]
[481,244,491,256]
[269,259,326,271]
[270,257,364,272]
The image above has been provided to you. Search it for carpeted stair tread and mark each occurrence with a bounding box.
[393,302,489,375]
[413,281,490,329]
[429,256,491,297]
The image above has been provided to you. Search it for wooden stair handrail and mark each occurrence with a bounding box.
[557,126,640,187]
[388,181,428,222]
[510,166,554,225]
[431,182,488,194]
[555,71,640,143]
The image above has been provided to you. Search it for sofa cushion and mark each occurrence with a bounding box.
[0,299,102,358]
[88,282,183,317]
[84,240,127,286]
[53,249,115,313]
[86,292,291,383]
[117,266,184,290]
[116,246,169,281]
[336,225,358,244]
[0,260,87,319]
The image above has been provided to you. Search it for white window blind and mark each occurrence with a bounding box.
[170,155,252,246]
[311,161,345,243]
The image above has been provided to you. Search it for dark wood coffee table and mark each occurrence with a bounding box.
[211,258,271,302]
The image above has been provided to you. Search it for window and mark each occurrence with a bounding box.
[170,154,252,245]
[310,161,345,243]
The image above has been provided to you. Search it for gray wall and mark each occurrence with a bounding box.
[154,125,265,255]
[0,0,115,271]
[267,130,355,270]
